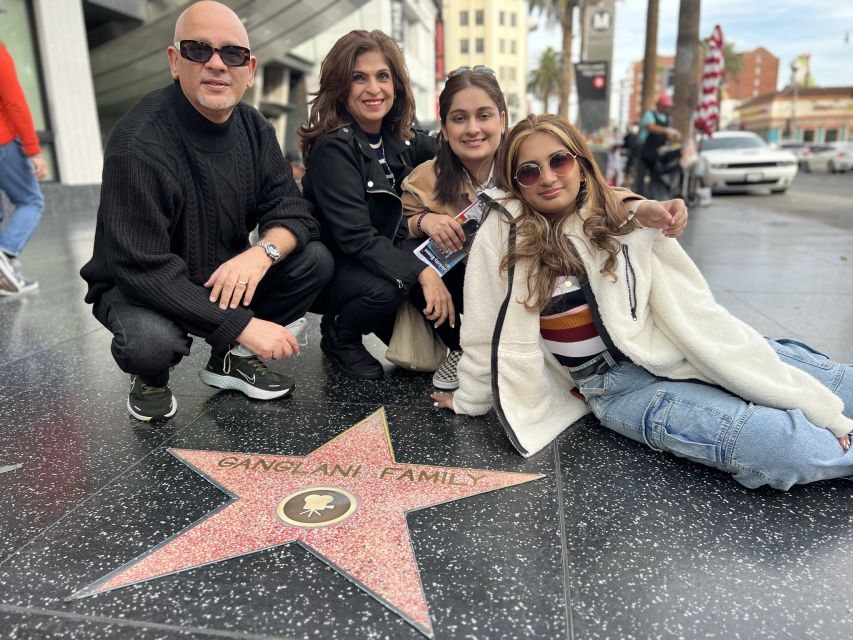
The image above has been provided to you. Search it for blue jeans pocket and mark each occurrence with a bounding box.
[644,390,732,467]
[770,338,833,370]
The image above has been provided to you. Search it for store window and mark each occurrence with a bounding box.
[803,130,815,142]
[1,0,55,180]
[825,129,838,142]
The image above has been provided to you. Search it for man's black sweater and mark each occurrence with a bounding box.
[81,83,319,353]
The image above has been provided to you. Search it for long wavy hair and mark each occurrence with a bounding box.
[495,114,638,312]
[298,30,416,162]
[434,70,508,204]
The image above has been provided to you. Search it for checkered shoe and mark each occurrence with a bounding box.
[432,350,463,390]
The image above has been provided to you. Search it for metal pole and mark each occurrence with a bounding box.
[790,62,798,141]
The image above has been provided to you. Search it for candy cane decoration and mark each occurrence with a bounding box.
[694,25,724,137]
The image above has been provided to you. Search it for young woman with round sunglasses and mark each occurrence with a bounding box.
[298,30,446,380]
[402,68,689,390]
[433,114,853,490]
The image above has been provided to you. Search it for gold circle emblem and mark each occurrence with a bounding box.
[276,487,358,528]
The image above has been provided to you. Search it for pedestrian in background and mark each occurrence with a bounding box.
[639,93,681,198]
[0,41,45,295]
[284,150,305,190]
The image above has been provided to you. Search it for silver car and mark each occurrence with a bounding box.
[699,132,798,194]
[803,142,853,173]
[775,141,812,168]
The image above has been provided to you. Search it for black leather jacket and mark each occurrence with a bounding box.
[302,122,435,288]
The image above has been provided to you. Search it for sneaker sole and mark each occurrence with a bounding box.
[0,283,37,296]
[431,376,460,391]
[127,396,178,422]
[197,369,293,400]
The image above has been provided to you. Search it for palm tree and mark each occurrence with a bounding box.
[640,0,660,116]
[530,0,581,119]
[671,0,701,140]
[528,47,561,113]
[721,42,743,87]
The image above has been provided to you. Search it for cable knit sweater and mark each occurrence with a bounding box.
[454,190,853,457]
[81,82,319,353]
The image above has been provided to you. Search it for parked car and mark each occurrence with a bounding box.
[803,142,853,173]
[775,140,813,168]
[698,131,798,194]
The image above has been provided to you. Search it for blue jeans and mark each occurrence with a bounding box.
[571,339,853,490]
[0,139,43,257]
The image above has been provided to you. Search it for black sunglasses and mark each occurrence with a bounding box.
[174,40,251,68]
[514,151,577,188]
[447,65,495,79]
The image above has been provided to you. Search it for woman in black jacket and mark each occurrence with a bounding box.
[299,30,451,380]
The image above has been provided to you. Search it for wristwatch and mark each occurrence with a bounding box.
[255,240,281,264]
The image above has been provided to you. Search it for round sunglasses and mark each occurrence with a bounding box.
[446,65,496,79]
[514,150,577,188]
[174,40,251,68]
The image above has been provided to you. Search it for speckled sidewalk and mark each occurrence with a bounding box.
[1,185,852,639]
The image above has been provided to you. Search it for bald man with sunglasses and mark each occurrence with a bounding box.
[81,1,333,422]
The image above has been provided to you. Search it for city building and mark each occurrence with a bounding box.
[5,0,372,185]
[735,85,853,143]
[441,0,528,123]
[725,47,778,101]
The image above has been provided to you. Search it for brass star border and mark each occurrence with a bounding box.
[69,408,543,637]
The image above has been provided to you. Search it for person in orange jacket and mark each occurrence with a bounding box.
[0,41,45,294]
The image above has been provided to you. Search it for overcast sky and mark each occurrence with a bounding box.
[529,0,852,116]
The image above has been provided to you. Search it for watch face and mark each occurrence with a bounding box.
[265,243,281,260]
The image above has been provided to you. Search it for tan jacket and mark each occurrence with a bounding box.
[401,158,475,238]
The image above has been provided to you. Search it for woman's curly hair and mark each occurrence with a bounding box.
[298,30,415,162]
[494,114,640,312]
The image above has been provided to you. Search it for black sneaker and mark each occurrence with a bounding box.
[198,350,294,400]
[127,376,178,421]
[432,350,463,390]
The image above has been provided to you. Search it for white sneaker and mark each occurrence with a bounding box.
[0,253,21,293]
[0,254,38,296]
[432,350,463,390]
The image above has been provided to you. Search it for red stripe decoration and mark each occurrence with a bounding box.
[694,24,725,137]
[541,323,600,342]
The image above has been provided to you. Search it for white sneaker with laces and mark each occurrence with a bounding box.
[432,349,463,390]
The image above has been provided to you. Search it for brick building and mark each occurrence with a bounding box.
[725,47,778,101]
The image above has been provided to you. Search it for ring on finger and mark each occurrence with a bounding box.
[237,280,248,287]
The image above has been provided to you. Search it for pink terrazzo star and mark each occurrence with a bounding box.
[70,408,543,637]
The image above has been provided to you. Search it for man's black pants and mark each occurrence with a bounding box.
[93,242,333,387]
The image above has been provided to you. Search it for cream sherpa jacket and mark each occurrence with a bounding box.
[453,190,852,457]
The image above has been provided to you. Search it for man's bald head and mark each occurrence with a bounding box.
[167,0,256,123]
[174,1,249,47]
